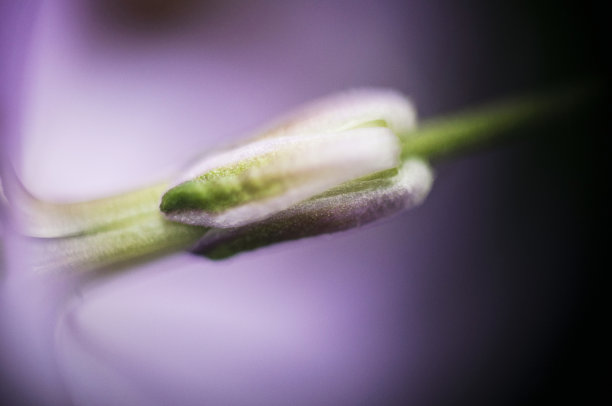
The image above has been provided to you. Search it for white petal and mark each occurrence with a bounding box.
[174,88,415,187]
[165,127,401,227]
[257,88,416,139]
[192,159,433,259]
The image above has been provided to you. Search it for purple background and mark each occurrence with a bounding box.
[1,1,607,405]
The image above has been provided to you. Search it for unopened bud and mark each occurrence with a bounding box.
[161,89,417,228]
[191,159,432,259]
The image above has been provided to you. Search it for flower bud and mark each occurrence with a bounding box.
[161,89,417,228]
[191,158,433,259]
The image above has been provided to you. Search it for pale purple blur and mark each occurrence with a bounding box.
[0,1,604,405]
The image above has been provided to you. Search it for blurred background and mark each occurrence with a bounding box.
[0,1,607,405]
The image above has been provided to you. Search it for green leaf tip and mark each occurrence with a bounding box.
[160,155,283,214]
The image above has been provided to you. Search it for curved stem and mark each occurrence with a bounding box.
[16,182,169,238]
[30,211,207,273]
[5,178,207,272]
[8,83,596,272]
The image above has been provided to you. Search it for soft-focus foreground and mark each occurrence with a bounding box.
[0,1,605,406]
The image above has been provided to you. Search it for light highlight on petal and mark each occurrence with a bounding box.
[191,159,433,259]
[162,88,416,228]
[162,127,401,227]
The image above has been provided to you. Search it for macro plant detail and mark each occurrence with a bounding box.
[0,2,604,405]
[1,85,588,272]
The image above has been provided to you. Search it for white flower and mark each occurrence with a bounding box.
[161,88,428,229]
[192,158,432,259]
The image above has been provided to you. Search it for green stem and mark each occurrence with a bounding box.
[17,182,207,272]
[32,210,207,273]
[16,84,594,272]
[400,84,592,161]
[20,183,168,237]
